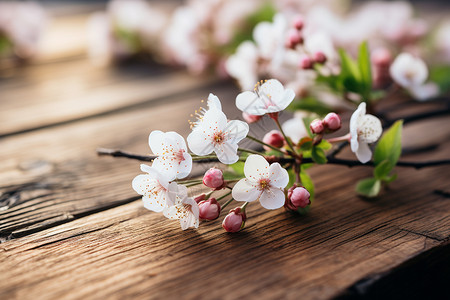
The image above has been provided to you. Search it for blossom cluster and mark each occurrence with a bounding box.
[132,79,383,232]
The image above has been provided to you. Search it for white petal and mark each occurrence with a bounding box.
[225,120,249,144]
[268,163,289,189]
[142,194,165,213]
[390,53,428,88]
[187,129,215,156]
[215,142,239,164]
[409,82,439,101]
[151,157,178,181]
[163,204,189,220]
[259,188,285,210]
[183,197,199,220]
[164,131,188,151]
[244,154,269,180]
[179,212,199,230]
[358,114,382,144]
[140,164,153,174]
[350,102,366,151]
[236,91,267,116]
[282,117,307,144]
[176,152,192,179]
[148,130,164,155]
[132,174,157,195]
[260,79,285,102]
[207,93,222,110]
[275,88,296,111]
[355,141,372,164]
[232,179,260,202]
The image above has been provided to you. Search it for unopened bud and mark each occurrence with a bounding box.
[203,168,224,189]
[198,198,221,220]
[371,48,392,68]
[292,15,304,30]
[243,112,262,124]
[286,29,303,49]
[222,207,246,232]
[310,119,324,134]
[194,194,207,203]
[262,130,284,151]
[313,51,327,64]
[289,186,311,208]
[323,112,341,131]
[299,55,313,70]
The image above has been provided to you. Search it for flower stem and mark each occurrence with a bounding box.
[221,197,234,210]
[273,118,296,155]
[238,147,262,155]
[241,201,249,212]
[327,133,351,144]
[246,135,285,154]
[217,191,232,201]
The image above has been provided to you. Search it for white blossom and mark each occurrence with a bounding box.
[187,95,249,164]
[132,164,175,212]
[390,53,428,89]
[225,41,259,91]
[350,103,382,164]
[149,131,192,180]
[163,184,199,230]
[235,79,295,116]
[232,155,289,209]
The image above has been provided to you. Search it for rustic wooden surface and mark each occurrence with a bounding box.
[1,6,449,300]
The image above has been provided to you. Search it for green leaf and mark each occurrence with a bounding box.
[316,140,332,151]
[302,116,315,138]
[429,65,450,93]
[384,173,398,183]
[357,41,372,99]
[287,168,296,187]
[297,206,310,215]
[300,169,315,202]
[374,120,403,167]
[356,178,381,197]
[299,141,313,151]
[311,147,327,164]
[374,160,393,180]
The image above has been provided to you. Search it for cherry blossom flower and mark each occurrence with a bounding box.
[187,96,249,164]
[390,53,428,89]
[350,103,382,164]
[132,164,174,212]
[232,154,289,209]
[225,41,259,91]
[235,79,295,116]
[149,131,192,180]
[163,183,199,230]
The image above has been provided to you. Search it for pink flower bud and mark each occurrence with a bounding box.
[242,112,262,124]
[371,48,392,68]
[310,119,324,134]
[222,207,246,232]
[292,15,304,30]
[194,194,207,203]
[289,187,310,208]
[313,51,327,64]
[203,168,224,189]
[323,112,341,131]
[299,55,313,70]
[262,130,284,151]
[198,198,221,220]
[286,29,303,49]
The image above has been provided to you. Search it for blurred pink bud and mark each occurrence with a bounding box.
[313,51,327,64]
[222,207,246,232]
[310,119,324,134]
[198,198,221,220]
[323,113,341,131]
[289,187,311,208]
[299,55,313,70]
[242,112,262,124]
[292,15,304,30]
[286,29,303,49]
[262,130,284,151]
[371,48,392,68]
[203,168,224,189]
[194,194,207,203]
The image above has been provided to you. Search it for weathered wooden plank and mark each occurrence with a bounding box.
[0,59,216,137]
[0,82,238,239]
[0,154,448,299]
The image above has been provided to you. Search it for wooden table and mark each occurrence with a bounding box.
[1,7,449,300]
